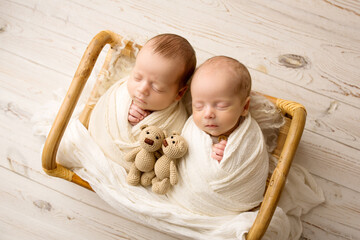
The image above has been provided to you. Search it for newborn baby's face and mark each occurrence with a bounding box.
[191,67,247,137]
[127,44,185,111]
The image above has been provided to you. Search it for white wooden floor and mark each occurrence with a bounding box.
[1,0,359,239]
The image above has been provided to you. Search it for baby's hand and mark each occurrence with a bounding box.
[128,102,151,126]
[211,140,227,163]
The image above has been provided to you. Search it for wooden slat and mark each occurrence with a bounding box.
[301,176,360,240]
[0,166,182,240]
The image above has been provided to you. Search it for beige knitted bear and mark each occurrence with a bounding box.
[125,125,165,186]
[152,133,188,194]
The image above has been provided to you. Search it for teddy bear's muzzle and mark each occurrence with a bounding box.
[144,138,154,146]
[163,139,168,147]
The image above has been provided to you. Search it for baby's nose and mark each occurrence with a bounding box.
[204,106,215,119]
[138,81,150,96]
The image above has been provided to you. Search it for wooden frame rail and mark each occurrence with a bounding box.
[41,30,127,190]
[247,99,306,239]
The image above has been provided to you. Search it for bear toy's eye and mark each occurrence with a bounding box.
[146,131,149,134]
[156,136,159,139]
[171,136,174,139]
[172,141,175,144]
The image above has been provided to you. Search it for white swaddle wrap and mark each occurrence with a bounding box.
[86,76,188,171]
[168,114,268,216]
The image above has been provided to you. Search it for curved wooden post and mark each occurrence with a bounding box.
[246,100,307,239]
[41,30,122,190]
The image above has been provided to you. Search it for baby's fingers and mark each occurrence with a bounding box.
[212,145,224,156]
[128,115,140,126]
[129,107,145,120]
[211,151,222,162]
[131,103,150,117]
[219,140,227,147]
[213,142,226,151]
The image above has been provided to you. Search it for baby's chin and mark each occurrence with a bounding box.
[133,100,168,112]
[202,128,225,138]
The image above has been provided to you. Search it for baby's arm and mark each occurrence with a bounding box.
[128,102,151,126]
[211,140,227,163]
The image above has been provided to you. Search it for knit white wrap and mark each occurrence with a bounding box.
[167,114,269,216]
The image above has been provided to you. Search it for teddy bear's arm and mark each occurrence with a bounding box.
[154,150,162,159]
[170,160,178,185]
[124,146,142,162]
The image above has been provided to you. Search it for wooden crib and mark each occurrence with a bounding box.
[41,30,306,240]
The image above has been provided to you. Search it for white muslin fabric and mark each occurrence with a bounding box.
[57,118,291,240]
[167,114,269,216]
[34,86,324,239]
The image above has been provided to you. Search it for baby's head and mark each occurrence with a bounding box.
[127,34,196,111]
[191,56,251,137]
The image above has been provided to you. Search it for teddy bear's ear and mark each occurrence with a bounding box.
[140,124,149,130]
[171,131,180,136]
[178,141,188,153]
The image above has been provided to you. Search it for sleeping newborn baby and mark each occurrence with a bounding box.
[88,34,196,171]
[167,56,269,216]
[191,56,251,163]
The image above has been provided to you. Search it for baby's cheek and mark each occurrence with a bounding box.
[192,113,203,128]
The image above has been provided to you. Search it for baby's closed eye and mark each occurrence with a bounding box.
[216,102,230,110]
[152,84,165,93]
[192,102,204,110]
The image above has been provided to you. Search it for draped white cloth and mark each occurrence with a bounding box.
[167,114,269,216]
[58,118,292,240]
[33,85,325,239]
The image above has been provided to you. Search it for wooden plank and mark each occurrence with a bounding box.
[251,69,360,150]
[0,167,182,240]
[295,130,360,192]
[301,176,360,240]
[1,3,359,152]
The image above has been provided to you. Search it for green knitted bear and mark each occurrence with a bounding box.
[152,132,188,194]
[125,125,165,186]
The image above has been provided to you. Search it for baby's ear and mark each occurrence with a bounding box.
[241,96,251,117]
[175,85,188,101]
[140,124,149,130]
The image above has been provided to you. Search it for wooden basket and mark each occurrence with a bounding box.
[41,31,306,240]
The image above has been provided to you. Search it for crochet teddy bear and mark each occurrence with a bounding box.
[152,132,188,194]
[125,125,165,186]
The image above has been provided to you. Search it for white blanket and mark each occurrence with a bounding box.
[58,119,292,240]
[167,114,269,216]
[34,89,324,239]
